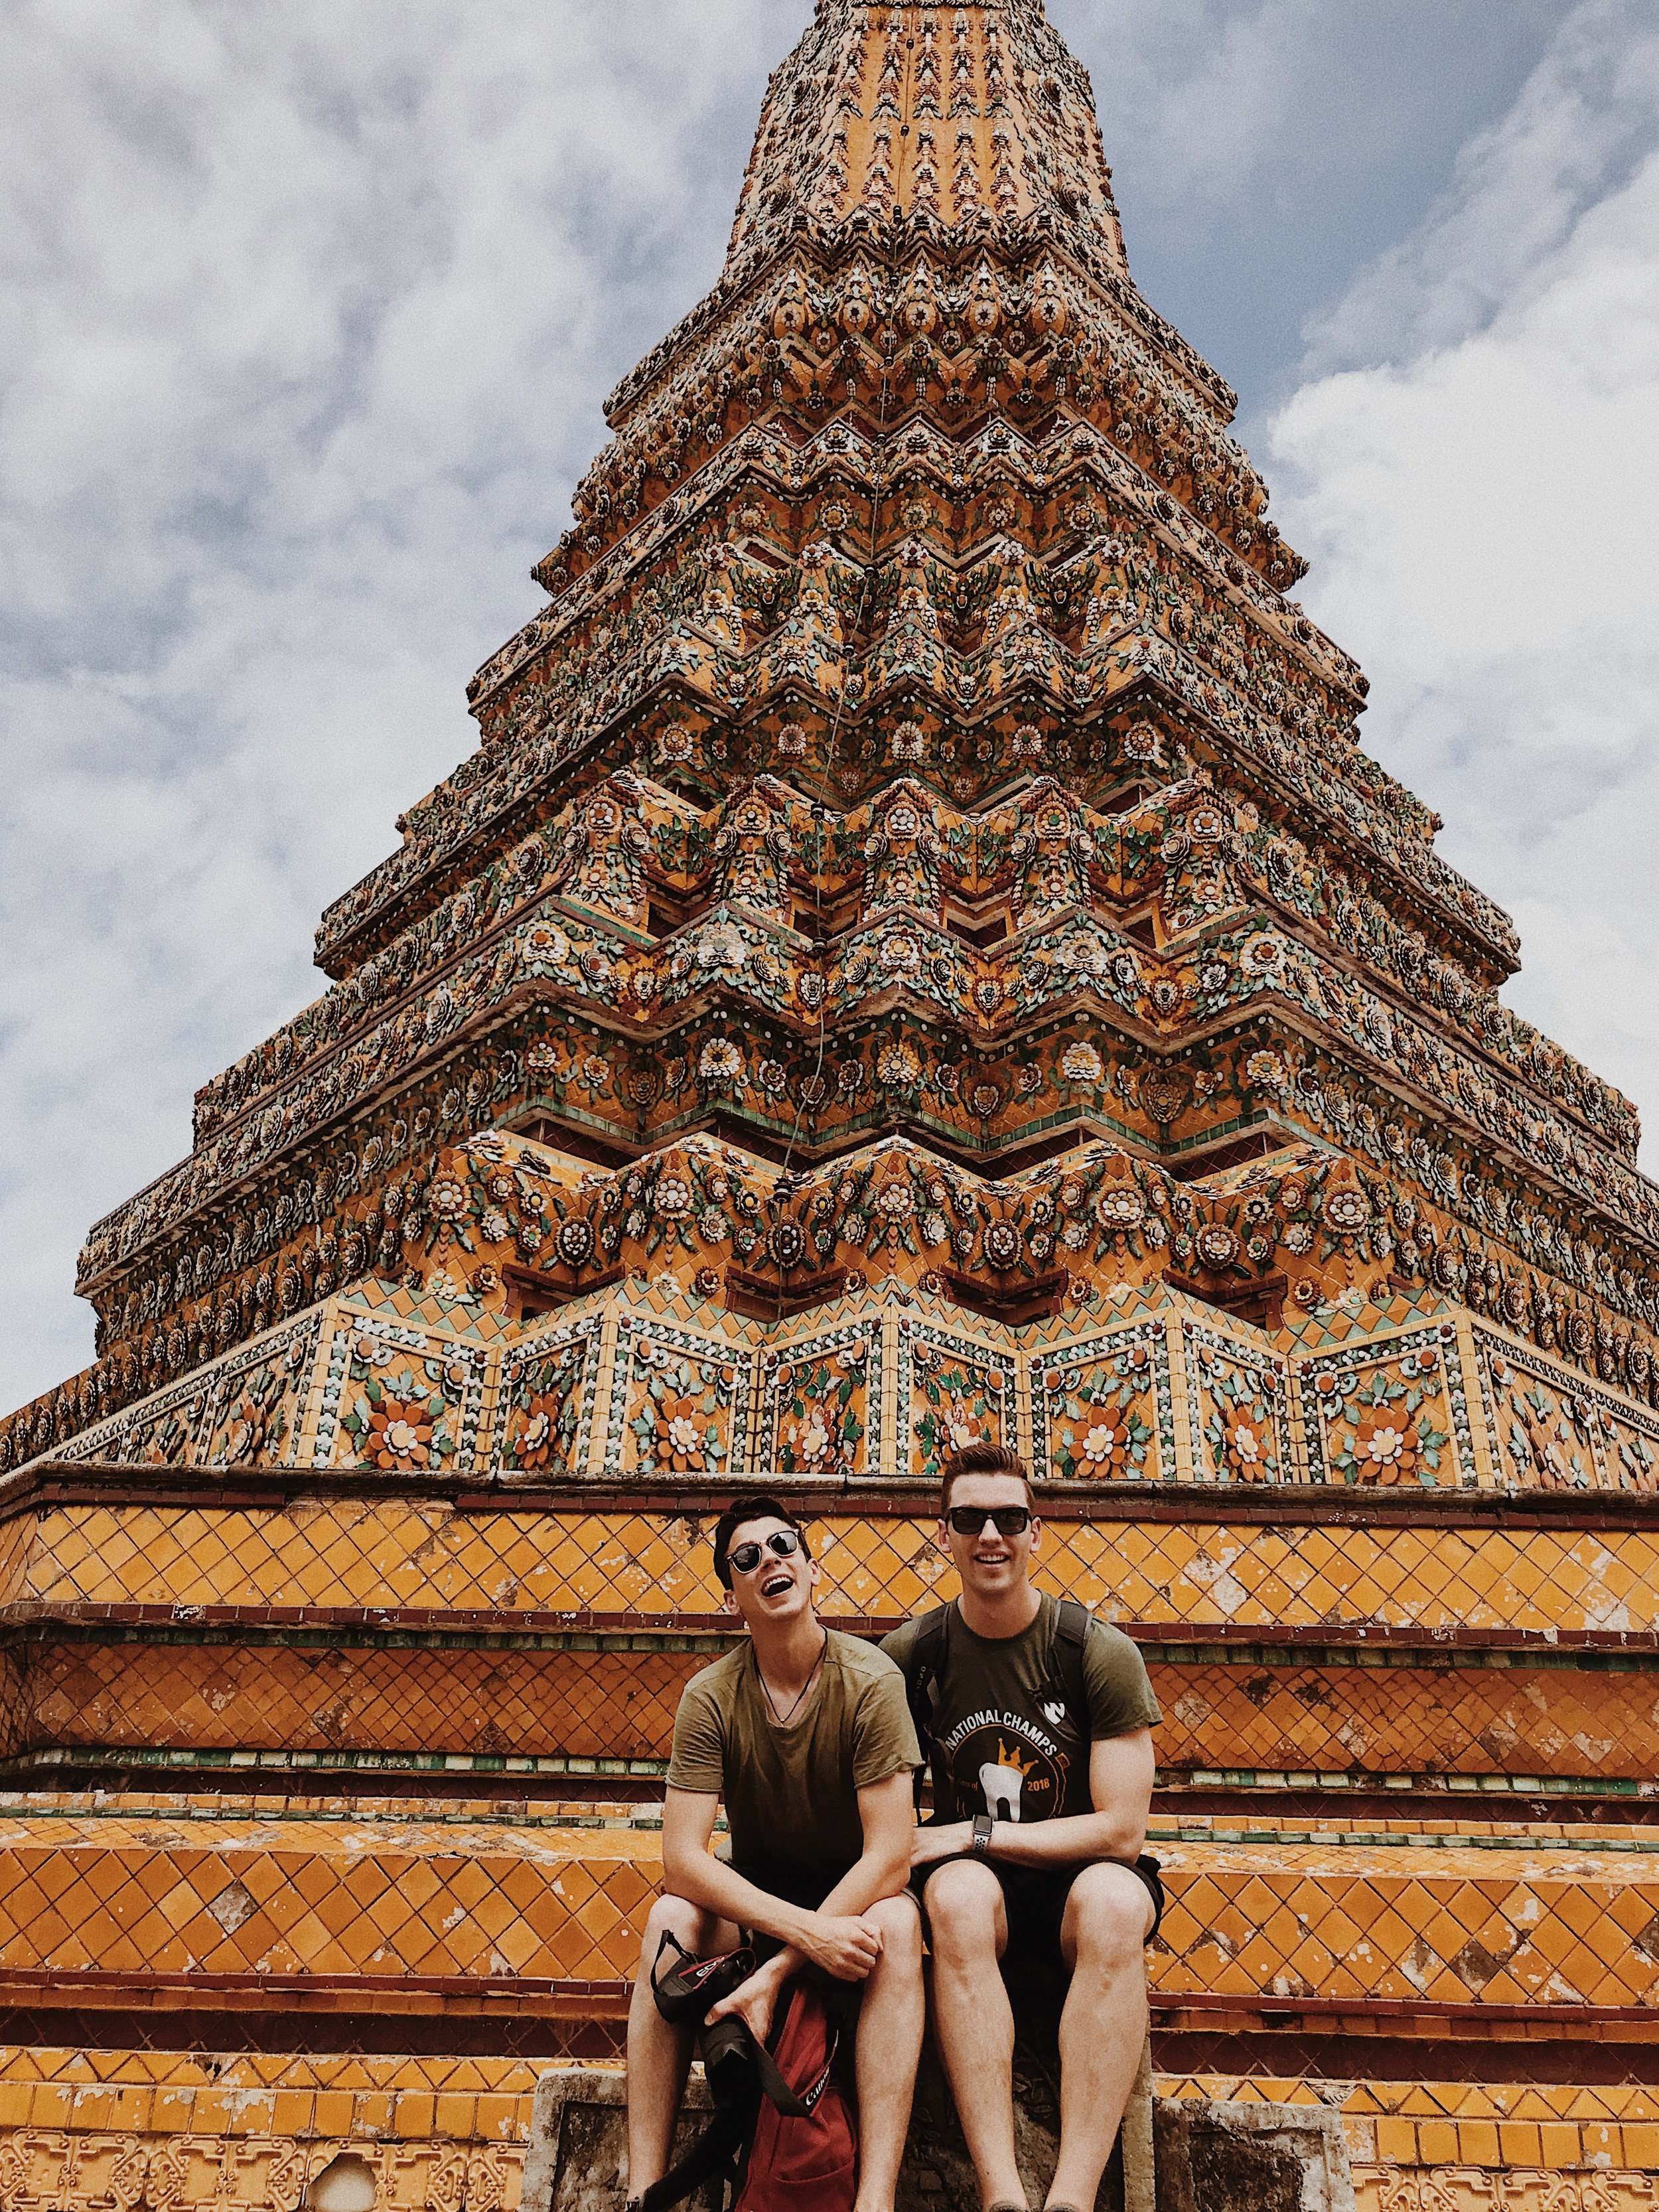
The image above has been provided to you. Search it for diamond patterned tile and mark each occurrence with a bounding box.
[19,1505,1659,1636]
[1153,1658,1659,1783]
[0,1814,1651,2020]
[0,1813,654,1990]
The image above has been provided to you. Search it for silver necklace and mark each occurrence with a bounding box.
[758,1629,828,1726]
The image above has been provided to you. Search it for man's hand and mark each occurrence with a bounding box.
[704,1907,884,2040]
[707,1950,791,2041]
[794,1910,885,1982]
[910,1821,974,1870]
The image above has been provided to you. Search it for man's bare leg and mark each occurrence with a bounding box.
[1045,1864,1155,2212]
[851,1894,926,2212]
[625,1893,739,2201]
[922,1860,1025,2210]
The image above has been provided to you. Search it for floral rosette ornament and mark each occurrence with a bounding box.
[421,1171,475,1253]
[217,1367,289,1467]
[632,1350,731,1475]
[697,1039,743,1091]
[508,1351,583,1474]
[774,1348,867,1476]
[1504,1381,1591,1491]
[911,1349,1004,1478]
[1045,1358,1154,1483]
[878,1043,923,1091]
[343,1362,450,1473]
[1091,1178,1149,1257]
[1199,1350,1279,1482]
[1060,1041,1104,1088]
[1321,1356,1452,1487]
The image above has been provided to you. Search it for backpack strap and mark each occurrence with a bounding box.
[1051,1597,1094,1737]
[638,2010,814,2212]
[900,1603,953,1810]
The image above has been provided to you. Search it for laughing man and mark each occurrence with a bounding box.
[883,1444,1163,2212]
[626,1495,924,2212]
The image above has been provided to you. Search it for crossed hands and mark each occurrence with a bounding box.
[707,1911,885,2043]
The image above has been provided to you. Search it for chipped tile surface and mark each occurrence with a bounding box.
[0,1812,1653,2020]
[11,1501,1659,1640]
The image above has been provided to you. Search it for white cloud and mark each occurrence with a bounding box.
[1271,0,1659,1168]
[0,0,808,1410]
[1054,0,1323,201]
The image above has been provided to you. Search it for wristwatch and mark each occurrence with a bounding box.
[971,1812,995,1858]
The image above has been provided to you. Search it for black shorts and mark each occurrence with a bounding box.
[727,1858,862,1968]
[728,1860,877,2037]
[910,1850,1165,1978]
[728,1859,844,1917]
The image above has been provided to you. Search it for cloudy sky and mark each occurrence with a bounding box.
[3,0,1656,1412]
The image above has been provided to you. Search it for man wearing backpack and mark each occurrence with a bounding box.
[883,1444,1163,2212]
[626,1495,925,2212]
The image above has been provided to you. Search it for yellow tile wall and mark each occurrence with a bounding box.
[10,1503,1658,1636]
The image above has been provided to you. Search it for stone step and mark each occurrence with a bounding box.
[6,1628,1656,1801]
[5,1495,1656,1641]
[0,2045,538,2211]
[5,2045,1658,2212]
[0,1803,1654,2035]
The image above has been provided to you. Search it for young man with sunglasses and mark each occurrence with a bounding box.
[626,1495,924,2212]
[882,1445,1162,2212]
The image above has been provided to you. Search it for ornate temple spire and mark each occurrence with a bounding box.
[7,0,1654,1508]
[727,0,1128,277]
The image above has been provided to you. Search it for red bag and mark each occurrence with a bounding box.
[733,1978,856,2212]
[641,1954,857,2212]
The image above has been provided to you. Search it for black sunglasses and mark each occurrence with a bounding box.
[946,1507,1033,1537]
[725,1529,804,1576]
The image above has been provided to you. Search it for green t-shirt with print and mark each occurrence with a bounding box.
[881,1594,1160,1824]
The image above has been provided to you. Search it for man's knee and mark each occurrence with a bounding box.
[638,1891,708,1975]
[924,1860,1005,1957]
[1063,1863,1153,1972]
[865,1891,924,1967]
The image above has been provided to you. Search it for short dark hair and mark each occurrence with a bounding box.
[711,1494,807,1587]
[940,1443,1033,1517]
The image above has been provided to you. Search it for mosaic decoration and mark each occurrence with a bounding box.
[201,1325,319,1469]
[1303,1321,1470,1489]
[1033,1323,1168,1483]
[5,1,1659,2201]
[761,1322,880,1477]
[899,1319,1018,1481]
[1477,1331,1646,1495]
[1183,1323,1292,1485]
[316,1313,488,1475]
[494,1313,603,1479]
[605,1317,751,1483]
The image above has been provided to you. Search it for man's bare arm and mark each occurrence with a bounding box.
[662,1771,915,1982]
[706,1770,918,2032]
[801,1767,916,1917]
[909,1730,1155,1871]
[659,1788,871,1972]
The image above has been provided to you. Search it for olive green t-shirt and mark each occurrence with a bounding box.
[666,1631,921,1880]
[881,1595,1160,1824]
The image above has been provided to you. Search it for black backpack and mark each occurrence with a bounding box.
[899,1597,1093,1811]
